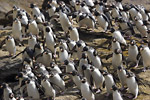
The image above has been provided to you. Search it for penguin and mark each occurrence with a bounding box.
[2,36,16,56]
[115,0,123,10]
[8,93,16,100]
[117,65,127,90]
[78,52,89,75]
[45,26,56,54]
[28,34,37,50]
[94,1,104,14]
[111,4,121,19]
[75,1,81,12]
[76,40,86,59]
[90,66,105,91]
[0,83,13,100]
[12,18,23,42]
[139,45,150,71]
[80,2,91,14]
[25,79,40,99]
[83,46,95,63]
[80,78,95,100]
[91,50,103,70]
[41,76,56,100]
[22,57,33,67]
[28,20,39,36]
[58,39,69,51]
[112,48,123,70]
[68,26,79,42]
[94,11,109,32]
[103,71,116,96]
[139,6,149,21]
[34,43,44,57]
[111,85,123,100]
[84,0,94,7]
[127,40,139,68]
[110,28,127,45]
[63,60,76,73]
[49,73,66,92]
[108,37,121,52]
[126,71,138,99]
[47,3,56,18]
[58,46,70,64]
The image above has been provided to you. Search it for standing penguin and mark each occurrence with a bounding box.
[12,18,23,43]
[25,79,40,99]
[28,34,37,50]
[126,71,138,99]
[111,85,123,100]
[80,78,95,100]
[76,40,86,59]
[103,71,116,96]
[68,26,79,42]
[63,60,76,73]
[34,43,44,57]
[127,40,139,68]
[109,37,121,52]
[28,20,39,36]
[41,76,56,100]
[49,62,62,74]
[3,36,16,56]
[117,65,127,90]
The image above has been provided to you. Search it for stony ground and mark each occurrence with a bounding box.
[0,0,150,100]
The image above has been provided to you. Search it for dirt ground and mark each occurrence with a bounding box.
[0,0,150,100]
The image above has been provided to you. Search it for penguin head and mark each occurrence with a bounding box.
[76,41,82,47]
[34,43,42,49]
[112,37,117,42]
[94,11,100,16]
[114,49,122,54]
[76,0,80,5]
[50,62,56,68]
[47,4,52,9]
[94,1,99,5]
[83,46,89,52]
[30,3,36,8]
[130,40,136,46]
[0,83,8,89]
[6,36,12,40]
[90,66,95,72]
[45,27,51,32]
[81,52,87,59]
[139,45,144,52]
[23,57,32,65]
[59,46,64,52]
[68,26,73,31]
[117,66,123,71]
[102,70,108,76]
[49,73,54,77]
[82,64,87,70]
[93,50,97,57]
[25,78,31,84]
[81,77,87,83]
[110,28,116,33]
[126,71,134,78]
[111,85,118,91]
[13,5,18,10]
[16,72,24,79]
[70,70,78,76]
[64,60,69,65]
[9,93,15,99]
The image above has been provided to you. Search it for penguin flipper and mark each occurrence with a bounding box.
[102,81,105,88]
[89,86,94,93]
[105,53,113,60]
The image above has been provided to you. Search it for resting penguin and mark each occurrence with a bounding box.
[41,76,56,100]
[68,26,79,42]
[103,71,115,96]
[25,79,40,99]
[80,78,95,100]
[127,40,139,68]
[0,83,13,100]
[111,85,123,100]
[0,36,16,56]
[126,71,138,99]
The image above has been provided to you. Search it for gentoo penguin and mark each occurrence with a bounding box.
[91,50,103,70]
[68,26,79,42]
[25,79,40,99]
[103,71,115,96]
[112,48,123,70]
[58,46,70,64]
[28,20,39,36]
[111,85,123,100]
[78,53,89,75]
[41,76,56,100]
[127,40,139,67]
[0,83,13,100]
[110,28,127,45]
[28,34,37,50]
[4,36,16,56]
[94,11,109,32]
[63,60,76,73]
[139,45,150,71]
[117,65,127,90]
[90,66,105,91]
[12,18,23,42]
[126,71,138,99]
[80,78,95,100]
[57,6,72,33]
[134,17,148,38]
[45,26,56,54]
[49,72,66,92]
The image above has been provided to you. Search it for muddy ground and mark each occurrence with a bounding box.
[0,0,150,100]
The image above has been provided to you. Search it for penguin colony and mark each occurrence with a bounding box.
[0,0,150,100]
